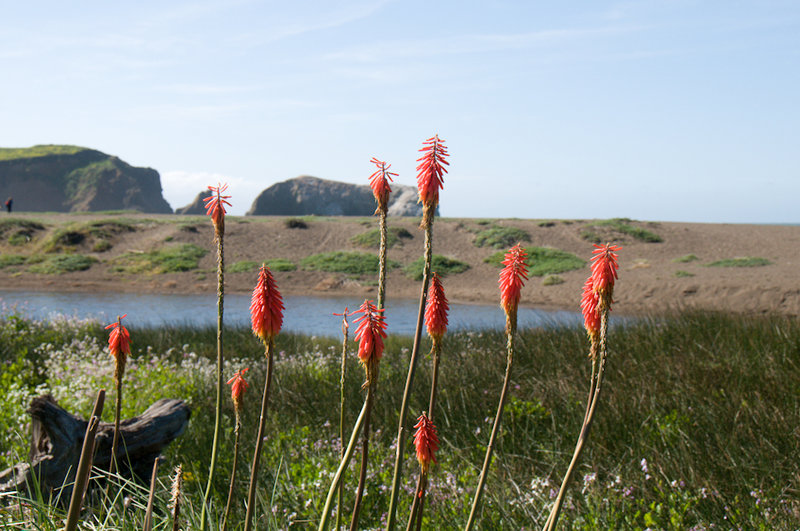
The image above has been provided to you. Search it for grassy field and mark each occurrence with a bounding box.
[0,310,798,529]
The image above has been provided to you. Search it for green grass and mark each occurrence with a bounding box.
[112,244,207,274]
[582,218,664,243]
[229,259,296,273]
[673,254,699,263]
[473,226,531,249]
[542,274,565,286]
[0,218,46,246]
[485,246,586,276]
[0,254,26,269]
[0,144,87,161]
[0,311,797,529]
[27,254,96,274]
[404,254,470,281]
[350,227,413,248]
[300,251,399,276]
[675,270,695,278]
[706,257,772,268]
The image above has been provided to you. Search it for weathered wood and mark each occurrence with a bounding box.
[0,395,190,500]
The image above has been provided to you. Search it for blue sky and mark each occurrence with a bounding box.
[1,0,798,222]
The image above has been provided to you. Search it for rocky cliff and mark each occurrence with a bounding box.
[245,176,429,217]
[0,145,172,213]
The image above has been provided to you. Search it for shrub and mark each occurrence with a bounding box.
[230,259,296,273]
[707,257,772,268]
[350,227,413,248]
[301,251,398,276]
[485,246,585,276]
[92,240,112,252]
[542,274,565,286]
[27,254,96,274]
[0,255,26,269]
[674,270,694,278]
[112,244,207,274]
[583,219,663,243]
[474,226,531,249]
[404,255,470,281]
[285,218,308,229]
[537,221,556,228]
[673,254,699,263]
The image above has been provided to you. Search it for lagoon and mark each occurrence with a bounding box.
[0,290,582,336]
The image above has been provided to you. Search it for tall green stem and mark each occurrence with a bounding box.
[543,308,609,531]
[349,378,375,530]
[244,338,275,531]
[465,327,516,530]
[201,231,224,530]
[318,400,369,531]
[386,220,433,530]
[337,314,349,531]
[65,389,105,531]
[222,415,241,531]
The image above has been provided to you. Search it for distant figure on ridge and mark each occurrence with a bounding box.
[4,197,12,213]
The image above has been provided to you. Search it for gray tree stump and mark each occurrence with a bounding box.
[0,395,191,501]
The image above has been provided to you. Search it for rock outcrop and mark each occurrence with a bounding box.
[175,190,212,215]
[0,145,172,213]
[246,176,429,217]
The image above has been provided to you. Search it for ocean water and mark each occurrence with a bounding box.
[0,290,583,337]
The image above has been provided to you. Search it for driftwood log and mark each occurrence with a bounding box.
[0,395,190,501]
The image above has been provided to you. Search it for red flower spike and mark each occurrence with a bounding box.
[352,300,387,366]
[499,244,529,316]
[227,368,249,412]
[425,272,449,342]
[368,158,396,214]
[580,277,600,338]
[590,243,621,297]
[203,183,232,230]
[415,135,449,208]
[413,413,439,474]
[250,266,284,344]
[106,313,131,360]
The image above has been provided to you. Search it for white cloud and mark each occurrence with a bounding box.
[161,170,264,215]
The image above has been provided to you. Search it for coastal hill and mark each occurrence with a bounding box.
[0,145,172,213]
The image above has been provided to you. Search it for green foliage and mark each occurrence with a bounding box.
[673,253,699,263]
[707,257,772,268]
[537,220,556,227]
[0,144,87,161]
[112,244,207,274]
[485,246,586,276]
[674,270,694,278]
[542,274,565,286]
[301,251,399,276]
[473,226,531,249]
[0,218,46,245]
[27,254,96,274]
[404,254,470,280]
[0,254,26,269]
[583,218,663,243]
[38,220,135,253]
[350,227,413,248]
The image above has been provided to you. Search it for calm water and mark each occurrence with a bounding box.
[0,290,582,336]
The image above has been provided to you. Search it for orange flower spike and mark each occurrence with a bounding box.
[352,300,387,366]
[590,243,621,300]
[368,158,396,214]
[413,413,439,474]
[416,135,449,209]
[250,265,284,345]
[580,277,601,339]
[105,313,131,360]
[425,272,449,342]
[499,244,529,317]
[203,183,232,234]
[227,368,250,413]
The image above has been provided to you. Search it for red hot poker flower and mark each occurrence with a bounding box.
[413,413,439,474]
[250,265,284,344]
[425,272,449,342]
[203,183,232,232]
[580,277,600,339]
[352,300,387,367]
[499,244,529,317]
[415,135,449,209]
[106,314,131,360]
[368,158,396,214]
[227,368,250,412]
[590,243,621,299]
